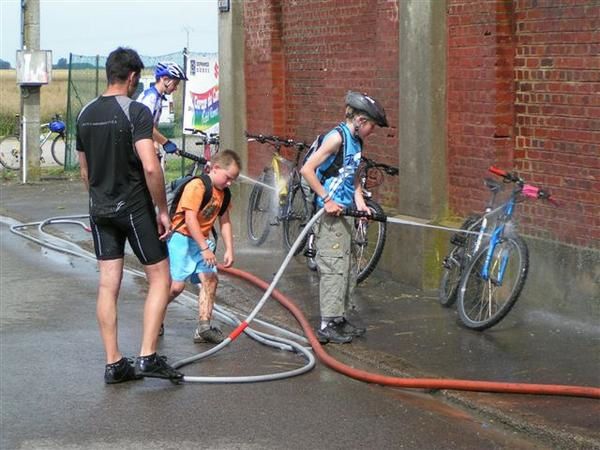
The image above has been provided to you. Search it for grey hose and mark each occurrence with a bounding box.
[6,215,316,383]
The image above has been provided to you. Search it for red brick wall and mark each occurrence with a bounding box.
[447,0,516,214]
[447,0,599,248]
[244,0,400,205]
[244,0,599,248]
[512,0,599,247]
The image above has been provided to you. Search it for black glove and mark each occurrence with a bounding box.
[163,140,178,154]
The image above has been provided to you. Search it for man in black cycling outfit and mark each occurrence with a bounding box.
[76,47,183,383]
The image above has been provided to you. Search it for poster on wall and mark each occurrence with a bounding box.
[183,53,219,134]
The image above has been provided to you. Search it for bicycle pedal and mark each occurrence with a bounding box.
[303,248,316,258]
[450,234,466,247]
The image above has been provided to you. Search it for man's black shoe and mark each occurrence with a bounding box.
[336,317,366,337]
[316,321,353,344]
[104,357,142,384]
[135,353,184,381]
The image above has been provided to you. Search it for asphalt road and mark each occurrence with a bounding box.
[0,221,546,450]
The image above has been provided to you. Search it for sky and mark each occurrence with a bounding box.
[0,0,218,66]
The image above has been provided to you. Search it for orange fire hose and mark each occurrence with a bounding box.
[220,265,600,399]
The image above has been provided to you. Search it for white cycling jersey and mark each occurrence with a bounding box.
[136,85,163,125]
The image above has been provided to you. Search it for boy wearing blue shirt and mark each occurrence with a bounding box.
[300,91,389,344]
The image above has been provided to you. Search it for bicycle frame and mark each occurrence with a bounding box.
[39,126,56,147]
[271,152,291,201]
[480,195,516,283]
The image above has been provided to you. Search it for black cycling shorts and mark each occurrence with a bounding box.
[90,204,168,265]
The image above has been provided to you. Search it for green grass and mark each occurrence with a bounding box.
[0,113,18,137]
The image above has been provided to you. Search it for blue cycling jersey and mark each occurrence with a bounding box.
[136,85,163,125]
[316,123,362,209]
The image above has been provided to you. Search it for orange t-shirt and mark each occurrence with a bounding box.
[171,178,229,237]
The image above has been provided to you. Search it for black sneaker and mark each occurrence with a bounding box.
[104,357,142,384]
[193,326,225,344]
[316,321,353,344]
[336,317,366,337]
[135,353,183,381]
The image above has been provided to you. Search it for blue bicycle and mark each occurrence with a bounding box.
[452,167,557,330]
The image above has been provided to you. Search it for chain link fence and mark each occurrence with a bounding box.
[64,50,209,170]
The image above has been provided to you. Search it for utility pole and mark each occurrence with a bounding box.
[21,0,41,182]
[182,26,194,49]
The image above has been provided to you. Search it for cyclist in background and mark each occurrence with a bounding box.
[300,91,389,345]
[137,61,188,165]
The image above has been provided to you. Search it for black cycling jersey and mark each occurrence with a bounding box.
[76,95,154,217]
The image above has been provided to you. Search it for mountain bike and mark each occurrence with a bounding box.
[245,132,310,253]
[444,166,556,330]
[0,114,66,170]
[438,178,504,308]
[304,156,399,284]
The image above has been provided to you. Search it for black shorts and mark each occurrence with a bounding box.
[90,204,168,265]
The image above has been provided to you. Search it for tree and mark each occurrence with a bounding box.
[0,59,11,70]
[53,58,68,69]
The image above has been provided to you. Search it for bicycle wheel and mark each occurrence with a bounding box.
[50,134,65,166]
[457,234,529,330]
[282,179,311,254]
[355,199,387,284]
[247,169,275,246]
[439,215,482,307]
[0,135,21,170]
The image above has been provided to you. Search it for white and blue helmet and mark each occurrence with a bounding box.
[154,62,188,80]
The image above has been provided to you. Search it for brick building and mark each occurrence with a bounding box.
[217,0,599,323]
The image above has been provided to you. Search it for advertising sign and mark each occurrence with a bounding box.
[183,53,219,134]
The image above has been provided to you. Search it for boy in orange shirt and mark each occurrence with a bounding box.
[166,149,241,343]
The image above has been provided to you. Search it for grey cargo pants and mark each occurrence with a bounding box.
[315,214,357,318]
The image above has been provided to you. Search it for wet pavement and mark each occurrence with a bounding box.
[1,178,599,448]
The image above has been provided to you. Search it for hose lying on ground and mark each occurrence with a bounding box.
[7,216,315,383]
[6,214,600,398]
[218,264,600,399]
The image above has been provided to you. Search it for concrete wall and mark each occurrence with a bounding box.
[218,0,248,173]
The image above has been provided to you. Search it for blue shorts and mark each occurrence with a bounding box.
[167,232,217,282]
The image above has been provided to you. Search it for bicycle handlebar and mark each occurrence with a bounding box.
[177,149,208,165]
[489,166,558,205]
[343,208,387,222]
[362,157,399,176]
[245,131,308,151]
[185,128,220,145]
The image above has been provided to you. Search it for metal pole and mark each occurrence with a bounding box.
[65,53,73,169]
[21,116,27,183]
[181,47,189,177]
[21,0,41,182]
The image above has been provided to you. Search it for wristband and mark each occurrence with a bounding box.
[163,140,178,154]
[320,193,331,203]
[200,246,209,252]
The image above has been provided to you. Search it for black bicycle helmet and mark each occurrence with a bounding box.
[345,91,389,127]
